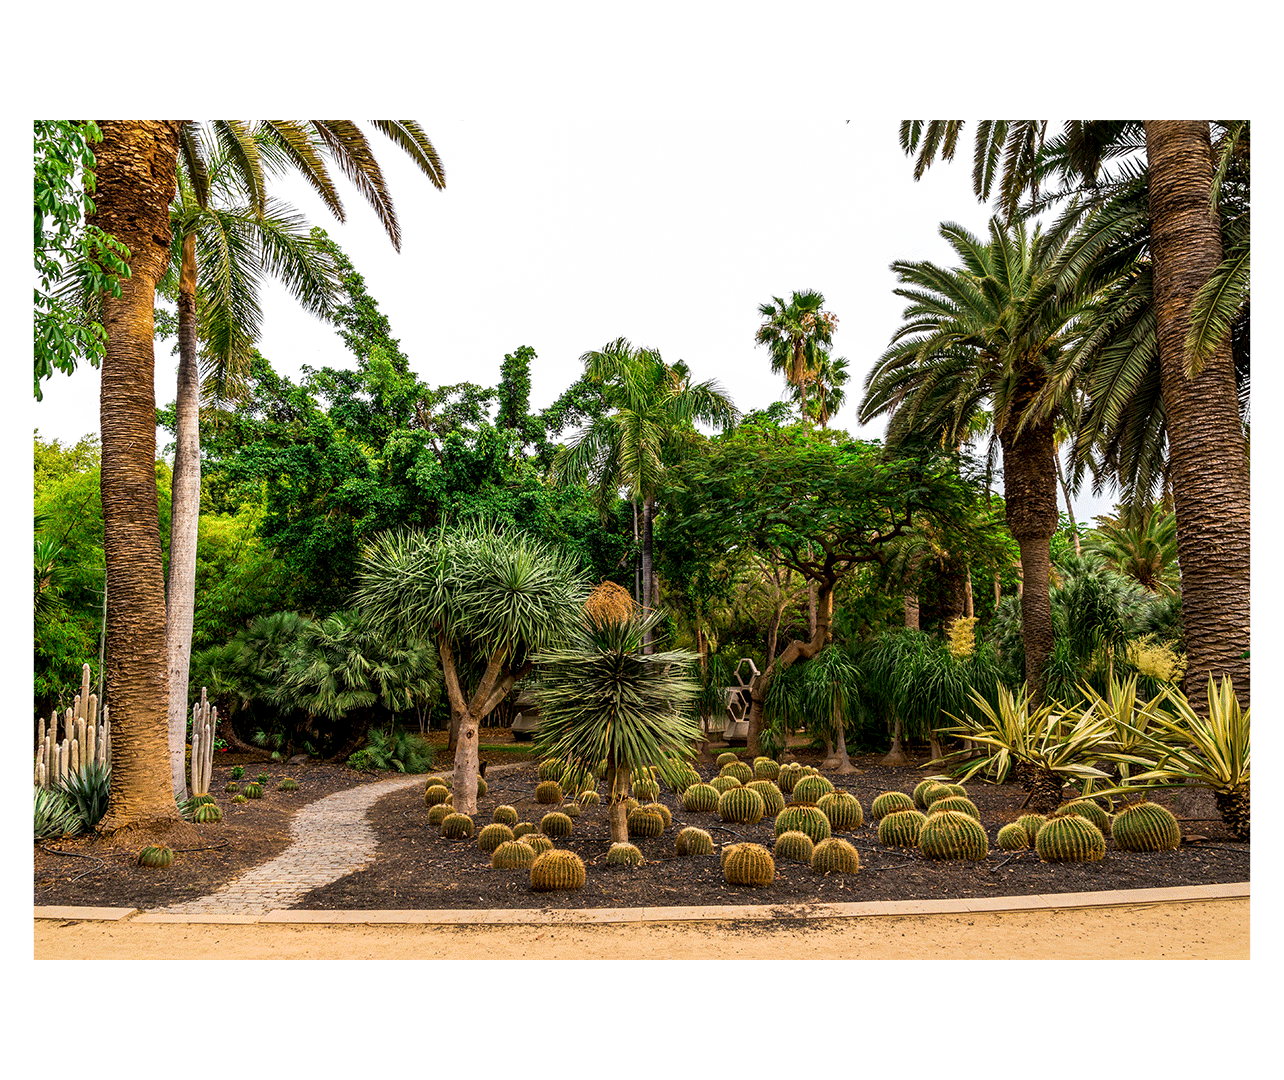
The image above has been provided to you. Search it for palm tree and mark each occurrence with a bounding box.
[1086,503,1179,594]
[553,339,737,643]
[859,217,1097,702]
[793,353,850,429]
[755,290,838,425]
[87,121,444,837]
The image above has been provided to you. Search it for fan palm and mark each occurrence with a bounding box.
[755,289,838,425]
[794,353,850,429]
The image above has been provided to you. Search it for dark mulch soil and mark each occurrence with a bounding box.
[34,747,1248,912]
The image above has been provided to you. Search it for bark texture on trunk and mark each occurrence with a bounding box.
[92,121,185,835]
[606,760,632,843]
[641,493,655,651]
[1145,121,1251,705]
[166,232,201,802]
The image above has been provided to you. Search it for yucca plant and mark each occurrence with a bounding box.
[1069,674,1171,795]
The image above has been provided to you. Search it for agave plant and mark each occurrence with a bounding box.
[59,763,111,832]
[34,787,83,840]
[1067,674,1170,795]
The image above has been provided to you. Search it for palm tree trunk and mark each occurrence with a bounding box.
[1145,121,1251,705]
[90,121,185,836]
[641,493,656,651]
[166,232,200,802]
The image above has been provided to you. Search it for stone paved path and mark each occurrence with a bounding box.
[156,772,429,916]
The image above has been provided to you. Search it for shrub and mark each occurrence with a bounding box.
[530,849,586,891]
[774,805,831,844]
[996,822,1030,850]
[919,811,989,861]
[230,766,245,780]
[606,842,645,867]
[1111,801,1181,852]
[773,830,815,864]
[683,783,721,812]
[746,780,786,817]
[346,728,435,773]
[540,811,574,838]
[1035,815,1106,862]
[878,808,927,847]
[811,837,860,875]
[34,787,81,840]
[492,804,519,826]
[718,786,765,824]
[817,791,863,831]
[535,780,564,805]
[723,843,775,886]
[441,812,475,839]
[477,823,515,853]
[491,840,536,869]
[675,826,713,856]
[231,794,247,804]
[871,791,916,819]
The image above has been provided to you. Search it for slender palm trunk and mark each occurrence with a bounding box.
[166,232,201,802]
[641,493,656,651]
[91,121,185,835]
[1053,445,1081,556]
[1145,121,1251,705]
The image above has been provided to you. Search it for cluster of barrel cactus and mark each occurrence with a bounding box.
[244,783,264,800]
[709,774,742,794]
[722,842,775,886]
[919,810,989,861]
[521,832,554,856]
[871,791,916,819]
[1035,814,1106,862]
[1051,799,1112,836]
[774,805,831,844]
[627,807,664,837]
[192,802,223,824]
[791,774,835,806]
[746,780,786,817]
[719,761,754,785]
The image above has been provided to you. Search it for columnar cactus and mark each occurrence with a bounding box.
[674,826,714,856]
[540,811,574,838]
[718,786,766,824]
[441,812,476,839]
[709,775,742,794]
[493,804,519,826]
[878,808,927,847]
[491,840,537,869]
[137,845,174,868]
[719,761,754,785]
[774,805,831,844]
[773,830,816,864]
[1016,813,1048,846]
[996,822,1030,850]
[871,791,916,819]
[723,843,775,886]
[627,807,664,837]
[477,823,515,853]
[811,837,860,875]
[753,757,781,781]
[1052,799,1112,836]
[817,791,864,831]
[926,795,980,820]
[716,752,740,768]
[746,780,786,817]
[1035,815,1106,862]
[535,780,563,805]
[1110,802,1181,852]
[918,810,989,861]
[530,849,586,891]
[791,775,835,806]
[428,803,455,826]
[520,832,554,855]
[424,785,451,807]
[606,842,645,867]
[683,783,721,812]
[642,802,672,828]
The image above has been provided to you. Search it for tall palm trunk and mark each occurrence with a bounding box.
[90,121,185,835]
[1145,121,1251,705]
[166,232,201,801]
[641,493,656,651]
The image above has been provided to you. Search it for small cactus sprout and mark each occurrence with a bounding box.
[997,822,1031,850]
[225,782,240,793]
[1111,801,1181,852]
[709,774,742,794]
[1017,813,1048,846]
[424,785,452,807]
[774,805,832,844]
[255,772,270,784]
[627,807,665,838]
[719,761,754,785]
[1035,815,1106,863]
[541,811,574,838]
[231,794,248,804]
[277,778,299,792]
[244,783,264,799]
[811,837,860,875]
[871,791,916,819]
[926,795,980,820]
[530,848,587,891]
[674,826,714,856]
[535,780,563,805]
[578,789,600,807]
[632,776,660,801]
[477,823,515,853]
[913,779,943,808]
[777,762,804,793]
[723,843,775,887]
[773,830,816,864]
[137,845,174,869]
[512,821,537,837]
[753,757,781,782]
[427,803,454,826]
[817,791,864,831]
[1052,799,1112,836]
[746,780,786,817]
[716,752,740,768]
[718,785,766,824]
[606,842,646,867]
[878,808,927,848]
[492,804,519,826]
[441,812,476,840]
[791,774,835,806]
[537,758,565,781]
[520,832,555,855]
[230,766,245,780]
[491,840,537,869]
[683,783,721,812]
[192,802,223,824]
[919,810,989,861]
[643,802,672,828]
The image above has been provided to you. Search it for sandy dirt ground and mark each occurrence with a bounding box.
[33,898,1247,960]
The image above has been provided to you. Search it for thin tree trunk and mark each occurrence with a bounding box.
[831,699,858,774]
[1145,120,1251,705]
[747,580,833,756]
[1053,444,1081,556]
[166,232,200,803]
[91,120,185,836]
[606,759,632,843]
[641,492,655,652]
[963,567,974,618]
[882,715,909,765]
[632,499,641,604]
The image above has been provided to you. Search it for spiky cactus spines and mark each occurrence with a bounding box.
[668,766,702,794]
[541,811,574,838]
[709,775,742,794]
[773,830,816,864]
[1035,815,1106,862]
[192,802,223,824]
[746,780,786,817]
[578,789,600,807]
[477,823,515,853]
[632,776,660,802]
[675,826,714,856]
[996,822,1031,850]
[492,840,537,869]
[878,808,927,848]
[719,761,754,785]
[512,821,536,837]
[137,845,174,868]
[606,842,645,867]
[231,794,247,804]
[946,783,968,797]
[683,783,721,812]
[925,795,980,820]
[562,801,583,818]
[913,779,944,808]
[817,791,864,831]
[277,778,299,792]
[424,785,451,807]
[777,762,806,793]
[643,802,672,828]
[753,757,781,781]
[537,758,565,781]
[723,842,775,887]
[520,832,554,855]
[774,805,832,844]
[1016,813,1048,846]
[627,807,665,838]
[427,803,455,826]
[424,775,449,790]
[791,774,835,806]
[718,785,766,824]
[476,777,488,799]
[922,784,956,808]
[1111,801,1182,852]
[812,837,861,875]
[535,780,563,805]
[624,797,640,812]
[1052,799,1111,836]
[530,849,586,891]
[225,782,239,793]
[190,793,217,806]
[871,791,916,819]
[492,804,519,826]
[441,812,476,840]
[716,752,740,768]
[919,810,989,861]
[244,783,264,799]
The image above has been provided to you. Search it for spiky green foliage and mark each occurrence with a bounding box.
[878,809,928,847]
[683,783,721,812]
[231,794,248,804]
[34,787,82,840]
[491,840,537,869]
[817,791,864,831]
[811,837,860,875]
[746,780,786,817]
[871,791,917,819]
[58,763,110,832]
[674,826,713,856]
[1111,801,1181,852]
[996,822,1030,850]
[719,761,754,785]
[919,811,989,861]
[277,778,299,792]
[538,758,565,781]
[492,804,519,826]
[753,758,781,782]
[244,783,264,799]
[477,823,515,853]
[530,849,586,891]
[723,843,775,887]
[1017,813,1048,846]
[138,845,175,869]
[1035,815,1105,862]
[718,786,766,824]
[774,830,817,863]
[230,766,245,780]
[441,812,475,839]
[427,803,454,825]
[791,775,835,806]
[535,780,564,805]
[540,811,573,838]
[606,842,645,867]
[627,807,664,837]
[520,832,554,855]
[346,727,435,773]
[774,805,831,844]
[192,802,223,824]
[255,772,270,784]
[926,796,980,820]
[1052,799,1111,835]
